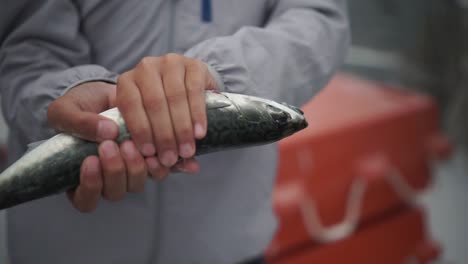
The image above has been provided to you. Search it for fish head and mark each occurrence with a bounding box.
[278,101,308,132]
[267,101,308,139]
[222,93,308,141]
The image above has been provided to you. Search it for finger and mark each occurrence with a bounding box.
[161,55,195,160]
[134,59,178,167]
[48,100,119,142]
[185,61,208,139]
[171,158,200,174]
[146,156,170,181]
[117,72,156,156]
[99,140,127,201]
[67,156,103,213]
[120,140,147,193]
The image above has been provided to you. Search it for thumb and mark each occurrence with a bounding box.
[47,99,119,142]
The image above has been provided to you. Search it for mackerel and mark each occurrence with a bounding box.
[0,91,307,209]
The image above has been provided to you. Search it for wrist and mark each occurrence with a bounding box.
[62,77,117,99]
[72,81,117,106]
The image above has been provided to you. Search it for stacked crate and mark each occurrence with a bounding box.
[266,74,451,264]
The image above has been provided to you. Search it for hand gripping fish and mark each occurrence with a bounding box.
[0,92,307,209]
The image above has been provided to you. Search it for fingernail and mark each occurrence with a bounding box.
[100,141,118,158]
[97,120,117,141]
[173,166,189,173]
[194,123,205,138]
[122,142,137,160]
[161,151,177,167]
[141,143,156,156]
[179,143,194,158]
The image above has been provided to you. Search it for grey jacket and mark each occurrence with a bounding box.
[0,0,349,263]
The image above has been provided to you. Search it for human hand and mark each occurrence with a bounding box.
[47,81,199,212]
[116,54,217,171]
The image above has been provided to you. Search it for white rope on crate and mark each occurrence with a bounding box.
[298,163,421,243]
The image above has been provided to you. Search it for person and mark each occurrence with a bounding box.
[0,0,349,263]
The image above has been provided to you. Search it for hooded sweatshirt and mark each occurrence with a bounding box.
[0,1,349,263]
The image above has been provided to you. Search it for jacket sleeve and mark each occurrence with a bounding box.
[185,0,350,107]
[0,0,117,144]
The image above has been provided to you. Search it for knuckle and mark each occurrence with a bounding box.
[117,93,141,114]
[199,61,208,72]
[117,97,134,113]
[143,96,165,113]
[163,53,182,64]
[166,91,186,105]
[117,71,132,86]
[138,57,156,69]
[186,80,203,94]
[189,59,206,70]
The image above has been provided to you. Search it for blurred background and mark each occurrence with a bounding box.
[342,0,468,262]
[0,0,467,262]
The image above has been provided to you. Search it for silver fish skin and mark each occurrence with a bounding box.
[0,91,307,209]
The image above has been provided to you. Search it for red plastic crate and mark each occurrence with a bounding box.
[267,74,451,260]
[269,208,440,264]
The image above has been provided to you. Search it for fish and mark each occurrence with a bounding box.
[0,91,307,210]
